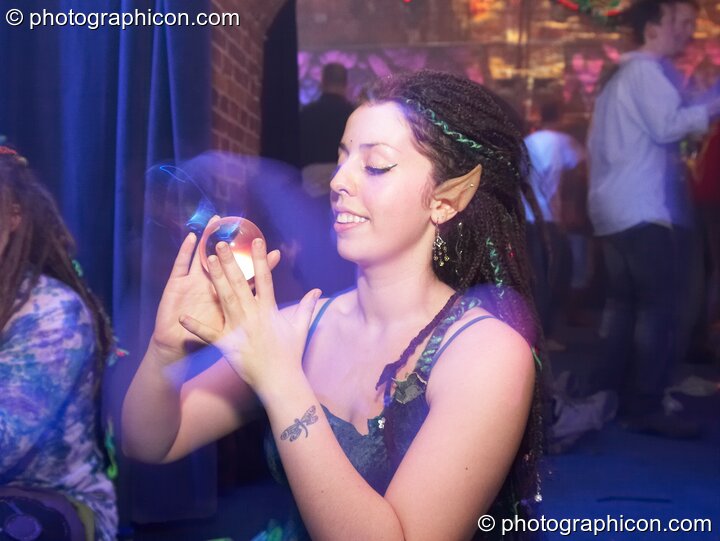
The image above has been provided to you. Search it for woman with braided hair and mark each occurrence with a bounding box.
[123,70,544,540]
[0,148,117,540]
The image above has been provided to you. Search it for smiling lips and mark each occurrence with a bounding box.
[333,211,369,232]
[335,212,368,224]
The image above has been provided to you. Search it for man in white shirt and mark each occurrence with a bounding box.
[526,106,585,225]
[524,101,585,349]
[587,0,720,437]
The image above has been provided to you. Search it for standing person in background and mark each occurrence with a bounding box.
[297,62,357,295]
[0,147,118,540]
[586,0,720,438]
[524,100,585,351]
[299,62,355,178]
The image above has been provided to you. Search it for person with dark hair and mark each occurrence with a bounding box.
[321,62,347,91]
[299,62,355,172]
[587,0,720,437]
[0,148,117,540]
[123,70,544,540]
[623,0,696,45]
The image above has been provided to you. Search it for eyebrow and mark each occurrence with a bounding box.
[338,142,400,153]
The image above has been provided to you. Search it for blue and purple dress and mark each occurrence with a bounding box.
[0,275,117,541]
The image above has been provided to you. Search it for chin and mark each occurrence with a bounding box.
[336,242,363,264]
[336,239,377,267]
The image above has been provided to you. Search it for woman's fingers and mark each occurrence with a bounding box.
[267,249,282,272]
[178,314,220,344]
[251,238,278,309]
[246,248,281,291]
[215,242,256,306]
[190,215,221,276]
[293,288,322,330]
[206,253,247,319]
[170,233,197,278]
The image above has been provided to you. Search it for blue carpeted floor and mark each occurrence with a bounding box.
[538,313,720,541]
[541,410,719,541]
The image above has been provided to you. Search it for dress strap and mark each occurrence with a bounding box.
[415,297,496,380]
[426,315,496,371]
[303,295,339,355]
[413,295,483,376]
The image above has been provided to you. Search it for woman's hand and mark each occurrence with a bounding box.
[178,238,321,400]
[151,227,281,365]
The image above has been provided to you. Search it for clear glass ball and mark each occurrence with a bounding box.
[198,217,265,280]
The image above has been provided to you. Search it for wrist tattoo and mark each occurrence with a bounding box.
[280,405,319,442]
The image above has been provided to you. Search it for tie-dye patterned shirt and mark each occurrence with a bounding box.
[0,275,117,540]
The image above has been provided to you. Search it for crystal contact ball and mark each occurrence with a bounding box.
[198,217,265,280]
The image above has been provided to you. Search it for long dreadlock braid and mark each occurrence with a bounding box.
[0,149,114,400]
[362,71,546,530]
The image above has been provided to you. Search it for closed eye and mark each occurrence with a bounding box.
[365,164,398,176]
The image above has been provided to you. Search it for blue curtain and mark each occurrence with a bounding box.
[0,0,214,529]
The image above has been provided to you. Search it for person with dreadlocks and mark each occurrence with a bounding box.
[123,70,544,541]
[0,148,118,540]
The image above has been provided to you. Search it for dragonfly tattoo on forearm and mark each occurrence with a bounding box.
[280,405,319,442]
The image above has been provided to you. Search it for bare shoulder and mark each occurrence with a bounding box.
[426,306,535,409]
[384,306,536,537]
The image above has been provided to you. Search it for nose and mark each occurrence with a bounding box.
[329,161,354,197]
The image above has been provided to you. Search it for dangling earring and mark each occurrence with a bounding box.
[433,222,449,266]
[454,221,464,275]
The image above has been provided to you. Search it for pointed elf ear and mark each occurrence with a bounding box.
[431,164,482,221]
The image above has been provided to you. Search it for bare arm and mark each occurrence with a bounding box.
[122,344,258,463]
[385,319,535,539]
[170,237,535,539]
[261,317,535,541]
[121,231,279,463]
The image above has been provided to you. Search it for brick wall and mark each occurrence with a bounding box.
[210,0,288,155]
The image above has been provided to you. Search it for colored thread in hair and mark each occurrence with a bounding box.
[72,259,84,278]
[485,237,505,297]
[108,346,129,367]
[404,98,519,178]
[375,291,462,406]
[103,419,119,480]
[531,346,543,370]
